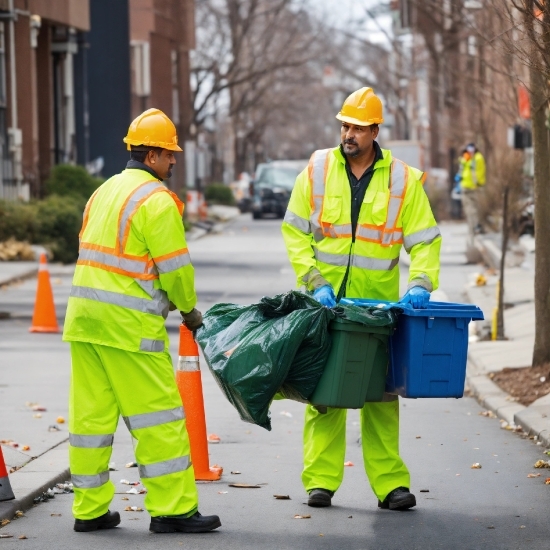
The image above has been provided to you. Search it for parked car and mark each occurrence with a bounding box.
[251,160,308,220]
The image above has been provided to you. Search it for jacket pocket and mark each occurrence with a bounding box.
[371,190,389,225]
[321,196,342,224]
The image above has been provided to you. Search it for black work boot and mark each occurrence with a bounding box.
[150,511,221,533]
[307,488,333,507]
[74,510,121,532]
[378,487,416,510]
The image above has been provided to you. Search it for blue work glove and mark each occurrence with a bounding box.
[313,285,337,308]
[453,183,461,195]
[454,173,462,183]
[399,286,430,309]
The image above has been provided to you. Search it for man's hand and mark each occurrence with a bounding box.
[180,308,203,331]
[313,285,337,308]
[399,287,430,309]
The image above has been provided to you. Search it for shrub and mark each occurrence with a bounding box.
[0,199,37,242]
[204,183,235,206]
[34,195,83,264]
[44,164,102,203]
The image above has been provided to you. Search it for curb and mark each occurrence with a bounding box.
[0,267,38,288]
[0,442,70,522]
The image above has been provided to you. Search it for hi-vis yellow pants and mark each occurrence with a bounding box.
[302,400,410,501]
[69,342,198,519]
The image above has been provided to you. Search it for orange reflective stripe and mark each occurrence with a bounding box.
[80,188,101,239]
[76,259,159,280]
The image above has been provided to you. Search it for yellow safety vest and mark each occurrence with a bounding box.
[63,168,196,353]
[282,146,441,301]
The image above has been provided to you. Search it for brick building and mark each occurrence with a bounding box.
[0,0,90,200]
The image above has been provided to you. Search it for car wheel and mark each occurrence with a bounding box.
[252,211,262,220]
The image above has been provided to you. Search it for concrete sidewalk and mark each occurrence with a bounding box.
[465,234,550,448]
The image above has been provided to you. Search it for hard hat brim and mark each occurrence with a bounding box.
[123,138,183,152]
[335,113,383,126]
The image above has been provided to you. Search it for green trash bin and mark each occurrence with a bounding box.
[309,318,392,409]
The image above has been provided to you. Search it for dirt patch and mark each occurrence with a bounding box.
[490,364,550,406]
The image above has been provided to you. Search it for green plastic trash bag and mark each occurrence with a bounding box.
[196,291,396,430]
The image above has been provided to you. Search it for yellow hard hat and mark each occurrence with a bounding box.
[336,87,384,126]
[123,108,183,151]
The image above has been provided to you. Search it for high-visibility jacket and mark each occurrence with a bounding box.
[63,168,196,353]
[459,151,486,190]
[281,146,441,301]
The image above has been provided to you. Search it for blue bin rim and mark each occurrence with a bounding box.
[340,298,484,320]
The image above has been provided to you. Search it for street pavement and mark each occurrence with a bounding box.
[1,216,549,549]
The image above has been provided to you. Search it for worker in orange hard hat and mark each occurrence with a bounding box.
[64,108,221,535]
[282,87,441,511]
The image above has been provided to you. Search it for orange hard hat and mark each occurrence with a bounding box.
[336,87,384,126]
[123,108,183,151]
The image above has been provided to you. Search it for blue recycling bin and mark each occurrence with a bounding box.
[339,299,484,398]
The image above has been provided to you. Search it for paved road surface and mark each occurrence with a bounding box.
[1,216,549,549]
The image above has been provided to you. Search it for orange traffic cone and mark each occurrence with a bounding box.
[29,253,60,333]
[0,445,15,501]
[176,325,222,481]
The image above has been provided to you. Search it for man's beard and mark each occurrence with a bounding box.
[342,140,360,157]
[166,164,175,178]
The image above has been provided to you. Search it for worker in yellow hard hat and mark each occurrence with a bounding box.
[282,88,441,511]
[63,108,221,534]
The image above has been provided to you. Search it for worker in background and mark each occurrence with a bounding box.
[63,109,221,534]
[454,142,486,237]
[281,88,441,511]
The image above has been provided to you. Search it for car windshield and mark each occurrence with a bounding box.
[256,166,299,190]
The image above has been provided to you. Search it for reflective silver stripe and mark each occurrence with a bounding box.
[309,149,331,238]
[155,251,191,274]
[380,160,408,246]
[407,273,434,292]
[118,181,164,250]
[139,455,191,479]
[70,285,166,317]
[135,280,169,319]
[69,434,114,448]
[314,248,398,270]
[140,338,165,352]
[356,226,383,241]
[314,248,349,267]
[331,223,352,237]
[123,406,185,431]
[353,254,399,271]
[71,471,109,489]
[177,356,200,372]
[284,210,311,234]
[79,247,148,274]
[403,226,442,253]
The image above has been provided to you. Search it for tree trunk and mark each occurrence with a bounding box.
[496,185,508,340]
[530,62,550,366]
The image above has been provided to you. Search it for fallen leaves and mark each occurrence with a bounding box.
[0,534,13,539]
[207,433,221,443]
[479,410,496,418]
[527,473,541,478]
[217,491,228,494]
[1,519,10,527]
[50,513,62,517]
[22,445,31,451]
[344,461,354,467]
[420,489,430,493]
[230,471,241,475]
[545,478,550,485]
[125,462,138,468]
[273,494,290,500]
[56,416,65,424]
[471,463,482,469]
[228,483,262,488]
[534,459,550,469]
[124,506,143,512]
[14,511,24,518]
[293,514,311,519]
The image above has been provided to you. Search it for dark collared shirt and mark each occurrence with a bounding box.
[126,159,162,181]
[341,141,383,241]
